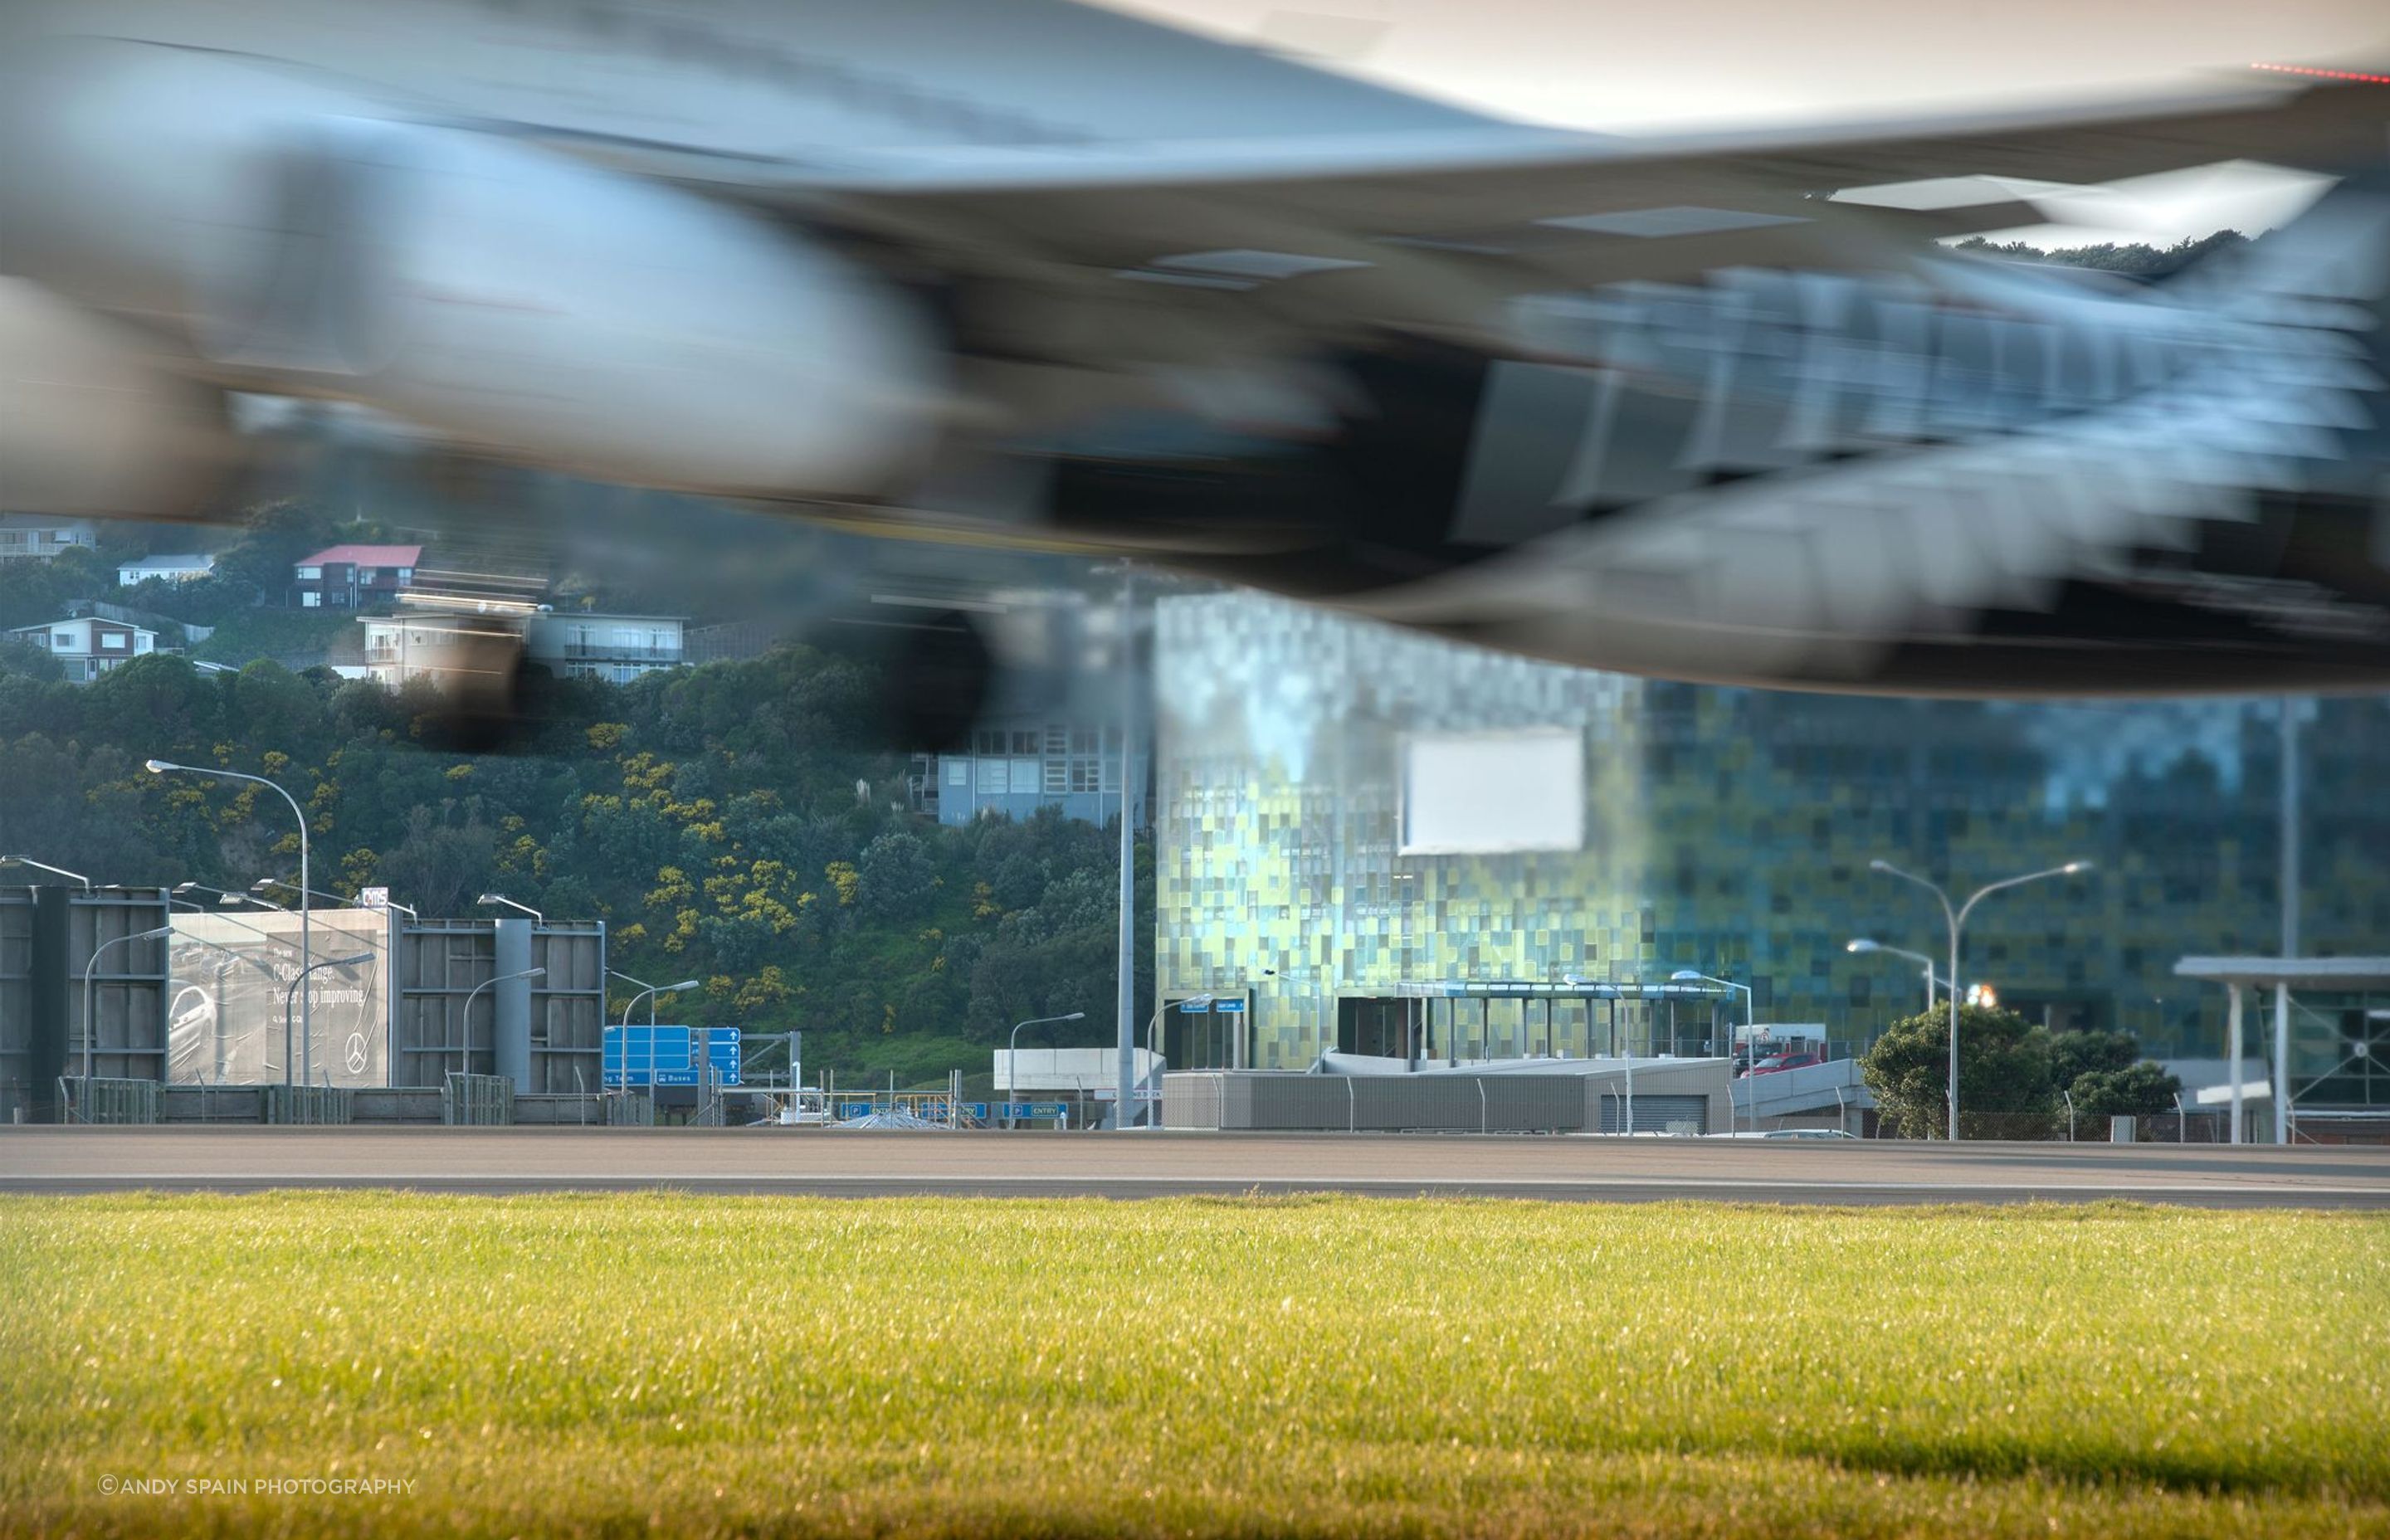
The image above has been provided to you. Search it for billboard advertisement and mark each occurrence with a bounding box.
[165,909,391,1086]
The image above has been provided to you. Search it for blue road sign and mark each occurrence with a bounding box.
[1214,999,1246,1013]
[602,1025,743,1088]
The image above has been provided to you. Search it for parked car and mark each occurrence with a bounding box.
[1749,1052,1825,1076]
[1762,1128,1858,1139]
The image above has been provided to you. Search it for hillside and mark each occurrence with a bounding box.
[0,645,1153,1089]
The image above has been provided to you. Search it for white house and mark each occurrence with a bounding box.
[523,614,686,684]
[0,514,98,563]
[8,616,159,682]
[118,553,217,586]
[361,612,686,690]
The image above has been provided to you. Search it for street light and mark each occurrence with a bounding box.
[477,893,544,924]
[1141,994,1214,1126]
[1,855,91,889]
[608,970,699,1027]
[458,966,545,1079]
[1846,938,1940,1013]
[149,760,311,1077]
[1007,1011,1087,1130]
[1671,971,1756,1133]
[1872,858,2093,1141]
[175,881,285,912]
[80,925,169,1083]
[256,877,417,920]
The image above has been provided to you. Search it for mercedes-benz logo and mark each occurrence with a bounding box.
[344,1033,369,1075]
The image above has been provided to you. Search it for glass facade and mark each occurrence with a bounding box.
[1154,592,2390,1088]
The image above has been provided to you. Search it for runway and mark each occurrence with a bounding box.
[5,1128,2388,1206]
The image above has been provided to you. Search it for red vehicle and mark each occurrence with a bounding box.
[1746,1053,1826,1076]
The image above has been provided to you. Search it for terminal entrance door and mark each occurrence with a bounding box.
[1337,997,1418,1060]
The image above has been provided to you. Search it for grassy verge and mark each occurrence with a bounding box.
[2,1196,2384,1538]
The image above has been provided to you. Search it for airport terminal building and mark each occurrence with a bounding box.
[1151,592,2390,1104]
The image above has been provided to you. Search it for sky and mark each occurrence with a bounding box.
[1106,1,2385,242]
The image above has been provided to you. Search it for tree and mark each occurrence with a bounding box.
[2049,1030,2139,1090]
[2047,1029,2180,1128]
[375,802,497,919]
[1861,1004,2057,1139]
[0,635,62,682]
[2068,1061,2183,1122]
[856,831,935,920]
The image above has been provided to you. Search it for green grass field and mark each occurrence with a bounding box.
[3,1196,2385,1538]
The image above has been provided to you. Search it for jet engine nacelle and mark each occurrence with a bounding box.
[0,39,943,500]
[0,279,241,519]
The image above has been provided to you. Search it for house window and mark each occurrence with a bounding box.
[356,567,378,582]
[1043,759,1067,793]
[301,592,321,608]
[295,565,321,580]
[100,633,124,651]
[397,568,413,583]
[51,631,71,650]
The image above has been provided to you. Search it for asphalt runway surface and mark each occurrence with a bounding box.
[4,1128,2388,1206]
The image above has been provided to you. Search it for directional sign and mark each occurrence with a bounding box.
[602,1025,743,1088]
[1214,998,1246,1013]
[994,1101,1070,1119]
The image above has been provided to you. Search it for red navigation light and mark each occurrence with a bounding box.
[2251,61,2390,85]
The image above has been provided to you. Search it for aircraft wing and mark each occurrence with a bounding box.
[739,72,2388,314]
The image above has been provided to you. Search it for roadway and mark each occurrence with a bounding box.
[5,1128,2388,1206]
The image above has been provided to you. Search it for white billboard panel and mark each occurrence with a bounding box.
[166,909,390,1085]
[1400,730,1584,854]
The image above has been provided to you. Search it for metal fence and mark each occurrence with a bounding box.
[441,1072,515,1126]
[263,1084,351,1125]
[1164,1073,1688,1133]
[57,1075,161,1124]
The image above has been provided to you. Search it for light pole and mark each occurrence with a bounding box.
[1139,994,1212,1126]
[1,855,92,889]
[149,761,311,1076]
[1113,567,1138,1136]
[81,925,169,1082]
[281,953,372,1087]
[609,970,699,1026]
[1671,970,1754,1133]
[459,966,545,1079]
[1846,939,1940,1014]
[1008,1011,1086,1129]
[1871,858,2092,1141]
[1671,971,1753,1055]
[477,893,545,924]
